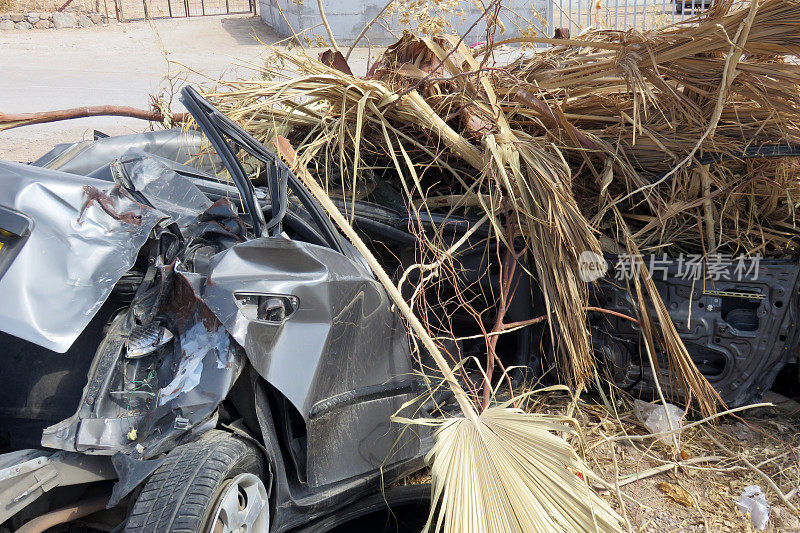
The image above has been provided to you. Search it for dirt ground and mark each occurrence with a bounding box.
[580,393,800,533]
[0,15,275,161]
[0,14,375,162]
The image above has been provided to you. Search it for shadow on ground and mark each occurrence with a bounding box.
[220,14,283,46]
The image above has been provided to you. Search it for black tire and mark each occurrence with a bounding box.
[124,430,266,533]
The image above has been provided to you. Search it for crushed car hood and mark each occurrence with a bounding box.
[0,161,162,353]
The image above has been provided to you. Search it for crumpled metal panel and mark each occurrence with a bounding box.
[0,162,161,353]
[197,238,382,413]
[190,237,420,487]
[41,268,243,460]
[157,322,230,405]
[0,449,115,524]
[31,129,218,178]
[113,149,213,229]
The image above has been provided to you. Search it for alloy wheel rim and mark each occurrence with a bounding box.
[208,473,269,533]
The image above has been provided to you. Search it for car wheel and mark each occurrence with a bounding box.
[124,430,269,533]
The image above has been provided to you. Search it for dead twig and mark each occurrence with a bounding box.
[616,456,724,487]
[346,0,393,60]
[703,427,799,516]
[316,0,341,54]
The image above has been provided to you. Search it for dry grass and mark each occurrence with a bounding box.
[576,394,800,532]
[279,134,625,532]
[197,0,800,415]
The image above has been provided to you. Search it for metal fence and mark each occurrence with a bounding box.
[548,0,712,34]
[114,0,253,21]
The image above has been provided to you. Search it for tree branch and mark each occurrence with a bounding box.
[0,106,187,131]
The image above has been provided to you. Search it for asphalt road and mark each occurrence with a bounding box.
[0,15,282,162]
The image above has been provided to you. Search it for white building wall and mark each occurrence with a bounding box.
[260,0,552,45]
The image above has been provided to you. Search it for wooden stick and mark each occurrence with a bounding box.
[616,456,724,487]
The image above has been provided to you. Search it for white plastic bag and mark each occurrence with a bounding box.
[736,485,770,531]
[633,399,684,436]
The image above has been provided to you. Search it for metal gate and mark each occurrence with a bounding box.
[114,0,253,21]
[547,0,713,35]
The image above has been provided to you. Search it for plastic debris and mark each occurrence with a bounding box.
[634,399,684,436]
[736,485,770,531]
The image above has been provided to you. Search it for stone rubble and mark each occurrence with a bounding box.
[0,10,107,30]
[77,13,93,27]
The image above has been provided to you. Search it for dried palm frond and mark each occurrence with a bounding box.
[420,404,623,533]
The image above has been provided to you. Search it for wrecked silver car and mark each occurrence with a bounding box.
[0,87,428,532]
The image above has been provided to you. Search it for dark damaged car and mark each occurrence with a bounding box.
[3,86,800,532]
[0,88,429,533]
